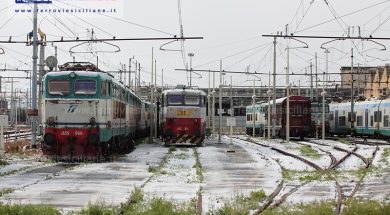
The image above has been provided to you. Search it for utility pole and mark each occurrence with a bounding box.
[351,48,354,137]
[154,59,157,138]
[315,52,318,101]
[150,48,154,143]
[322,49,330,140]
[268,70,271,140]
[188,53,194,87]
[218,59,222,143]
[252,78,255,137]
[161,68,164,92]
[129,58,132,88]
[208,70,211,131]
[310,62,313,101]
[272,36,277,138]
[286,46,290,143]
[138,62,141,93]
[31,3,38,148]
[38,42,45,135]
[212,70,216,139]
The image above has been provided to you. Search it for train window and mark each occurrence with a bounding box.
[247,114,251,121]
[374,111,382,122]
[384,115,389,127]
[356,116,363,126]
[48,80,71,96]
[329,112,334,121]
[348,112,356,122]
[75,80,97,95]
[168,95,183,105]
[185,95,200,105]
[339,116,346,126]
[107,82,111,96]
[101,81,106,96]
[371,116,374,126]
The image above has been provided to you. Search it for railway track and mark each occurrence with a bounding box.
[299,139,380,214]
[235,136,381,215]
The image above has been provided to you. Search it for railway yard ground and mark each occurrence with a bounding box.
[1,136,390,214]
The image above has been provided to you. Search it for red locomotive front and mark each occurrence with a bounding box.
[160,88,207,146]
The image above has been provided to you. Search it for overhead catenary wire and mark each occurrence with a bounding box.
[295,0,390,34]
[55,0,175,37]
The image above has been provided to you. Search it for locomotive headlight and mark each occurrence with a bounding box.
[69,72,76,78]
[47,117,56,127]
[89,117,96,126]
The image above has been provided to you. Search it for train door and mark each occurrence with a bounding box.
[335,110,339,131]
[364,109,369,132]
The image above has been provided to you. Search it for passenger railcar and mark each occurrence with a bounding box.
[329,102,353,136]
[160,87,207,146]
[41,62,147,160]
[310,102,330,137]
[245,103,266,136]
[245,96,311,140]
[329,99,390,138]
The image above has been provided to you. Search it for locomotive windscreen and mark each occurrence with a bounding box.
[185,95,200,105]
[48,80,71,96]
[168,95,183,105]
[75,80,97,95]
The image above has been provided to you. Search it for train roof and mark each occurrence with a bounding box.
[270,96,310,105]
[162,88,207,96]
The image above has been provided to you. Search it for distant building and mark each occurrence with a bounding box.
[340,66,377,97]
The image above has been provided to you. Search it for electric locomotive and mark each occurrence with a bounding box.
[245,96,311,140]
[160,87,207,146]
[41,62,145,160]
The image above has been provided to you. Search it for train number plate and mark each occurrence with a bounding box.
[60,130,84,136]
[176,110,192,116]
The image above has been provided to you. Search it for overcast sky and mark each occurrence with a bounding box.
[1,0,390,91]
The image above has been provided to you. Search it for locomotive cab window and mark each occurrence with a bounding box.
[75,80,97,95]
[185,95,200,105]
[48,80,71,96]
[168,95,183,105]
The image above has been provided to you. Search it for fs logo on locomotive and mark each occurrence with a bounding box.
[67,105,78,113]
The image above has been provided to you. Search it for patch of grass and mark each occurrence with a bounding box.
[69,201,119,215]
[261,200,334,215]
[193,148,203,182]
[174,152,189,160]
[282,169,319,182]
[148,166,159,173]
[207,190,267,215]
[299,145,321,159]
[0,188,15,197]
[338,138,352,145]
[169,146,177,152]
[0,160,8,166]
[380,148,390,165]
[343,198,390,215]
[120,187,195,215]
[0,204,61,215]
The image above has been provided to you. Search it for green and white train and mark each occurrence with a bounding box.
[329,99,390,138]
[41,62,151,160]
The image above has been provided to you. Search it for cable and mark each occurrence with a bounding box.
[292,0,315,33]
[296,0,390,33]
[55,0,175,36]
[225,43,273,70]
[194,42,272,69]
